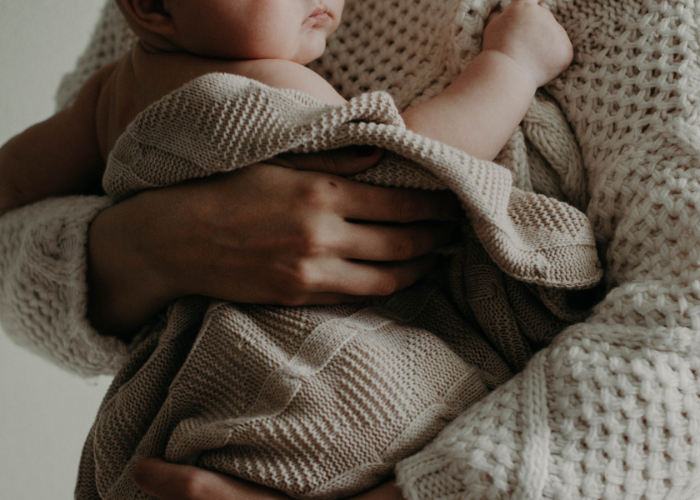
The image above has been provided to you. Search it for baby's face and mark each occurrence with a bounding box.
[171,0,344,64]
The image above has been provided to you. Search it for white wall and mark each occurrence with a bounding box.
[0,1,114,498]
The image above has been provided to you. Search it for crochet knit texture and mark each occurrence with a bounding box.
[0,0,699,499]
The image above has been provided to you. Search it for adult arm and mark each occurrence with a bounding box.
[0,66,112,216]
[0,195,129,376]
[0,147,458,374]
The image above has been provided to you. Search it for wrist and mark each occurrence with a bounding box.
[87,197,174,340]
[478,49,540,92]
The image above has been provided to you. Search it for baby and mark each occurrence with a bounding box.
[0,0,572,214]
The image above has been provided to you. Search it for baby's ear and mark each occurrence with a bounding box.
[120,0,175,36]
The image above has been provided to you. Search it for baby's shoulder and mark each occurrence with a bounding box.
[225,59,346,105]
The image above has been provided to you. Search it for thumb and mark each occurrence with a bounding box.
[266,146,383,175]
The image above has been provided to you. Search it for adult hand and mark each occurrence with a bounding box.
[88,147,460,339]
[134,459,292,500]
[134,459,405,500]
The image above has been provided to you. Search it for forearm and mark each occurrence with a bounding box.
[0,195,130,376]
[0,133,42,215]
[401,50,537,161]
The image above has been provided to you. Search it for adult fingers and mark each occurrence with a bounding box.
[268,154,462,223]
[310,255,439,298]
[337,221,456,261]
[338,182,462,222]
[269,146,383,175]
[134,458,219,500]
[283,292,370,306]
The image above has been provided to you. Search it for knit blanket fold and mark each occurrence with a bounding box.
[104,76,601,289]
[77,65,601,499]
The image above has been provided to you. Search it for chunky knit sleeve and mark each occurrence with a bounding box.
[0,0,135,376]
[0,196,132,376]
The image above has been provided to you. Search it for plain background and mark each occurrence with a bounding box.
[0,1,115,498]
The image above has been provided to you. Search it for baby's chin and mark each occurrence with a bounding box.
[292,37,329,66]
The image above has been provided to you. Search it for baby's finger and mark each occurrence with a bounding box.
[485,7,501,24]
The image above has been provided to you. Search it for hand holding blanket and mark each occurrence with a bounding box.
[76,60,600,499]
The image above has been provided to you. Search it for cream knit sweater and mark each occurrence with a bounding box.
[1,0,700,499]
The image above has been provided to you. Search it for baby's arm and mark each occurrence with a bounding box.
[0,67,108,216]
[402,0,573,160]
[248,0,571,162]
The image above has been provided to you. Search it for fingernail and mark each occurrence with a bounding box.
[353,145,380,157]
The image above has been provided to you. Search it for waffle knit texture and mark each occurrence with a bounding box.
[1,0,699,499]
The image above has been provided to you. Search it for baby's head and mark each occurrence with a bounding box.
[116,0,344,64]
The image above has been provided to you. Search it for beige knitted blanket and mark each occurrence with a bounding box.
[76,65,601,498]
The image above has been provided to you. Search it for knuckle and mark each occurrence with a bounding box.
[180,470,209,499]
[298,178,336,210]
[390,234,418,260]
[292,226,325,256]
[280,259,320,294]
[371,274,400,296]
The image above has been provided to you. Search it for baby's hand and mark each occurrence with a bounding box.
[483,0,573,88]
